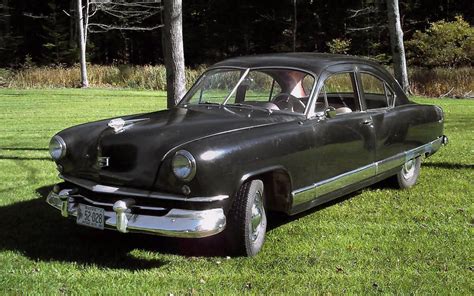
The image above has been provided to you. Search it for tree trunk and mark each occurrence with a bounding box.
[386,0,409,92]
[293,0,297,52]
[77,0,89,88]
[162,0,186,109]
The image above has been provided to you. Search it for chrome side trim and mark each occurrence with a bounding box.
[291,136,445,207]
[60,175,229,203]
[47,191,226,238]
[292,163,376,206]
[376,153,405,173]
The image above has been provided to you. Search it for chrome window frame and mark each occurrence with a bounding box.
[311,69,363,117]
[357,70,397,111]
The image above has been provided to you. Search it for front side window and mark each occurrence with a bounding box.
[317,72,360,114]
[360,73,394,109]
[181,68,315,114]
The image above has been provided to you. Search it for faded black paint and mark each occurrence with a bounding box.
[53,53,445,216]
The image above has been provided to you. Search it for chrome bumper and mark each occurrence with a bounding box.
[46,189,226,238]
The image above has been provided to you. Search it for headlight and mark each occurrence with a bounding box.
[171,150,196,181]
[49,135,67,161]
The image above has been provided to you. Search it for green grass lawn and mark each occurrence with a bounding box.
[0,88,472,295]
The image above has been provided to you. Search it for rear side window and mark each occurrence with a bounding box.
[318,72,360,113]
[360,73,395,109]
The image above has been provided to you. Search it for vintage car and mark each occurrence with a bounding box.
[47,53,447,256]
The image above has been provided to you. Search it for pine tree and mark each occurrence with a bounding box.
[40,1,76,65]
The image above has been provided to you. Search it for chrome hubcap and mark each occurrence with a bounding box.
[250,191,264,242]
[402,159,415,179]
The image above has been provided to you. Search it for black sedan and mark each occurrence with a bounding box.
[47,53,447,256]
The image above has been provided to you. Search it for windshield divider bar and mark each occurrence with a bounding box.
[223,68,250,105]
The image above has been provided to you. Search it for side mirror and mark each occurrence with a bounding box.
[325,107,337,118]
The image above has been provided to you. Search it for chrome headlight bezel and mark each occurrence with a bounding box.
[171,150,196,182]
[49,135,67,161]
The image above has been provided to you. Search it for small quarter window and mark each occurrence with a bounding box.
[360,73,394,109]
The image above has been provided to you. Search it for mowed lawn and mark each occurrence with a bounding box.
[0,88,472,295]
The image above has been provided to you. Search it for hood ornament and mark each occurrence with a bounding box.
[107,117,149,133]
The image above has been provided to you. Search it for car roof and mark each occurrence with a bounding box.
[209,52,382,76]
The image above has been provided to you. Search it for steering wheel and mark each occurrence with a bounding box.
[272,93,306,113]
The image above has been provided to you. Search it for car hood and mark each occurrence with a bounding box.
[59,105,301,189]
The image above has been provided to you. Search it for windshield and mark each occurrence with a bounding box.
[180,68,315,114]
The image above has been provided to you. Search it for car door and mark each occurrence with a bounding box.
[356,66,410,173]
[292,66,376,208]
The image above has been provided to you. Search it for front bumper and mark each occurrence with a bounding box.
[46,187,226,238]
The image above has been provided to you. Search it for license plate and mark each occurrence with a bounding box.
[77,204,105,230]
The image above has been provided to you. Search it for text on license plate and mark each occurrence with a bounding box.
[77,204,105,230]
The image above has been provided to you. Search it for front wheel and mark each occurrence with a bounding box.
[395,157,422,189]
[227,179,267,256]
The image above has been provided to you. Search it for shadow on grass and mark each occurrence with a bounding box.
[267,178,396,230]
[0,185,231,270]
[1,181,383,268]
[424,162,474,170]
[0,156,51,161]
[267,190,364,231]
[0,147,48,151]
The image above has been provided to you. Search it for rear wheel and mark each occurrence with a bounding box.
[395,157,421,189]
[227,179,267,256]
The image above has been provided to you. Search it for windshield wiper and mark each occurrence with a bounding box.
[226,103,273,113]
[199,101,222,105]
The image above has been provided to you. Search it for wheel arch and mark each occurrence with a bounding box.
[238,166,294,214]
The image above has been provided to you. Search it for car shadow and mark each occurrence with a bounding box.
[2,180,393,267]
[424,161,474,170]
[0,147,49,151]
[0,156,51,160]
[0,185,231,270]
[267,190,363,231]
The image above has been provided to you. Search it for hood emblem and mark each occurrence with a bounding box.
[97,156,110,168]
[107,117,149,133]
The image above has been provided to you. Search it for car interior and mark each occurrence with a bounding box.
[315,72,361,115]
[234,69,314,114]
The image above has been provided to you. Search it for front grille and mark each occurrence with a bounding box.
[72,187,170,216]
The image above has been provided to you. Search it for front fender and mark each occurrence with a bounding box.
[153,120,310,210]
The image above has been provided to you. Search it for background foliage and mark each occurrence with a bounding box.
[1,65,471,98]
[0,0,472,67]
[406,16,474,67]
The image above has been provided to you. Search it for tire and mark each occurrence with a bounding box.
[227,179,267,256]
[395,157,421,189]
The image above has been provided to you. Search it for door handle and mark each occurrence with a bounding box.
[361,118,373,125]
